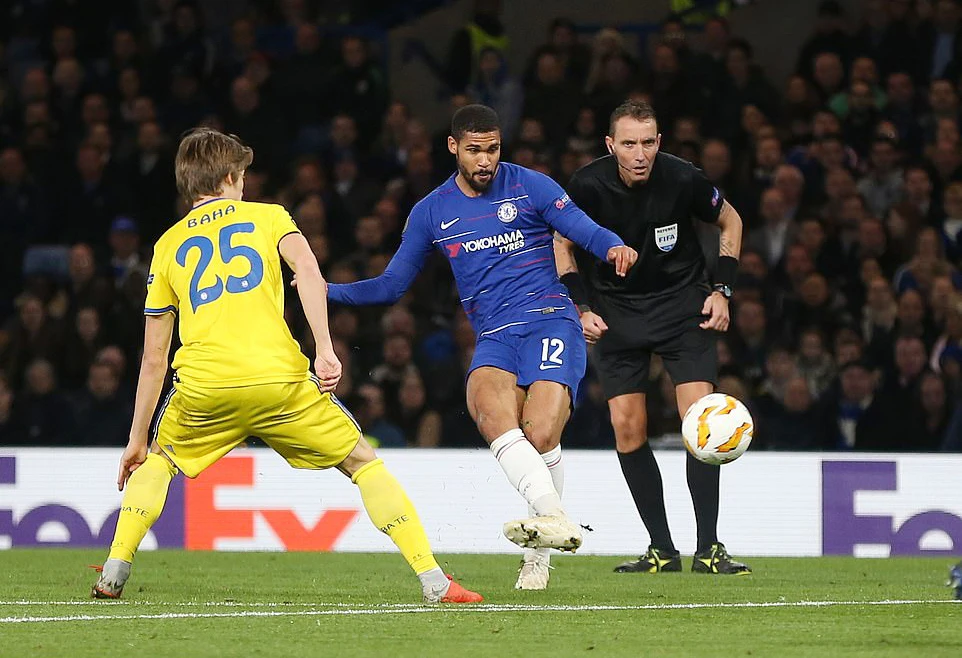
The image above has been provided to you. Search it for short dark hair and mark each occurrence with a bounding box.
[451,104,501,141]
[608,100,657,135]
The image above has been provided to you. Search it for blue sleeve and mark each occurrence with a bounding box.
[327,209,433,306]
[529,170,623,261]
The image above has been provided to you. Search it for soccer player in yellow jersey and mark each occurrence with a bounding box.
[91,128,482,604]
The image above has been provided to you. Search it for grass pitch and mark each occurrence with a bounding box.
[1,550,959,657]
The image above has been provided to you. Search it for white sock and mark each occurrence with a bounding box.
[490,429,564,516]
[525,445,564,563]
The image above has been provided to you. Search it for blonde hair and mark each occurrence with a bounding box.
[175,128,253,203]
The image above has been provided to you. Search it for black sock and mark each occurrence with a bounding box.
[686,452,720,553]
[617,443,676,553]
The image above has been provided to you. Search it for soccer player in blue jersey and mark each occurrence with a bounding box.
[324,105,637,589]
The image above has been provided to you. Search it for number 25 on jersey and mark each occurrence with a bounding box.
[176,222,264,312]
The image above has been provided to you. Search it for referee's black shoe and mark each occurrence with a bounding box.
[692,542,752,575]
[614,546,682,573]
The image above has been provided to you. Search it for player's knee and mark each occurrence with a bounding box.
[610,408,648,449]
[522,421,560,453]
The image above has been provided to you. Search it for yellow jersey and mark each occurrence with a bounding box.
[144,198,310,387]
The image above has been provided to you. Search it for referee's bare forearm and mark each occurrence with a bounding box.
[716,200,743,260]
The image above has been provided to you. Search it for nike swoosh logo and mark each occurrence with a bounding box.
[539,364,562,370]
[440,217,461,230]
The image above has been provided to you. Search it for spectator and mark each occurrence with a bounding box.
[797,1,852,83]
[469,48,523,145]
[329,36,389,147]
[524,18,591,89]
[585,50,640,125]
[523,50,583,147]
[894,226,961,295]
[882,71,925,154]
[919,0,962,80]
[730,298,770,386]
[0,373,22,443]
[819,359,893,450]
[396,371,442,447]
[353,382,405,448]
[107,217,147,289]
[62,243,113,319]
[940,181,962,257]
[223,76,283,176]
[885,201,925,262]
[370,333,419,421]
[857,137,904,218]
[796,327,836,397]
[773,164,809,222]
[333,157,382,222]
[700,139,736,197]
[902,164,940,224]
[15,359,72,445]
[563,376,615,448]
[444,0,508,93]
[915,370,953,450]
[60,306,106,389]
[810,51,847,104]
[583,27,631,96]
[0,147,49,310]
[123,120,177,244]
[747,188,796,267]
[759,375,820,450]
[566,107,604,157]
[714,38,779,143]
[69,361,132,446]
[0,294,63,389]
[274,22,333,137]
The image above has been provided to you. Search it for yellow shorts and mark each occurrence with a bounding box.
[153,376,361,478]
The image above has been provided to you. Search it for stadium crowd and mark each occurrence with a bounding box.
[0,0,961,452]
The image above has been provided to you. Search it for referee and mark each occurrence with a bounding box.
[555,100,750,575]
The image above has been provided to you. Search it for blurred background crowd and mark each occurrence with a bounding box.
[1,0,961,452]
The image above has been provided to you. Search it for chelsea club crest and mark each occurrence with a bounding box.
[497,202,518,223]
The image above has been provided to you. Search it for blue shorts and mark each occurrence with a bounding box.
[469,318,587,400]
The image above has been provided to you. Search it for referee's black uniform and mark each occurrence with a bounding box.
[567,151,721,398]
[563,143,750,575]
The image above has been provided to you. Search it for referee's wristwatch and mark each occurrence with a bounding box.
[712,283,733,299]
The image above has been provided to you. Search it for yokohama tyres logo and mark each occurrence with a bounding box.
[445,230,525,257]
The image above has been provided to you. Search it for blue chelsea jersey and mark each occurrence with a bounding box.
[327,162,623,336]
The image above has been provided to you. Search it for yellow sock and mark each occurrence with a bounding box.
[107,453,177,563]
[352,458,440,575]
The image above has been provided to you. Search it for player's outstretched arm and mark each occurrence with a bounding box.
[554,233,608,344]
[280,232,341,391]
[325,225,432,306]
[121,312,174,489]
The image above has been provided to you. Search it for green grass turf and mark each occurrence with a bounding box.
[0,551,959,658]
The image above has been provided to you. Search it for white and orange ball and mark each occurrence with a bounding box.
[681,393,754,465]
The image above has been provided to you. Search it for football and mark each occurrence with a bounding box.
[681,393,755,465]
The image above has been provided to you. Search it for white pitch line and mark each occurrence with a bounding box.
[0,601,420,608]
[1,600,958,624]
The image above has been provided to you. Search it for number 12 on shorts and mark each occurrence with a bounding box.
[540,338,565,370]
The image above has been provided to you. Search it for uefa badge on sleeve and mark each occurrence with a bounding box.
[654,223,678,252]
